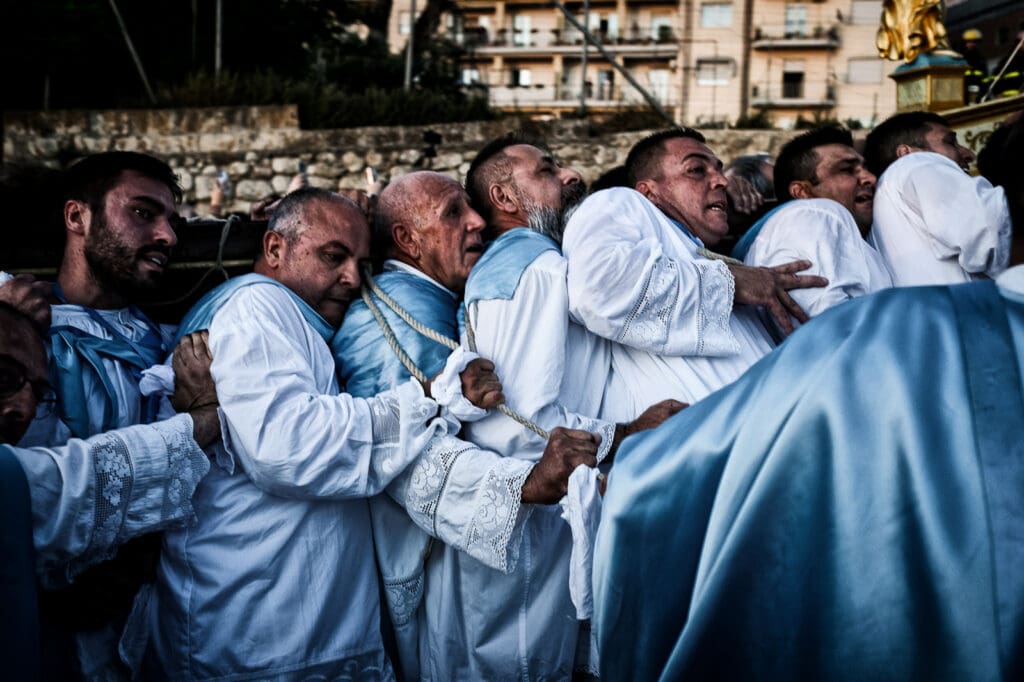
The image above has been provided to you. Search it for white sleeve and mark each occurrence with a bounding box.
[563,188,739,357]
[11,414,209,582]
[209,286,445,500]
[464,253,615,461]
[905,160,1012,279]
[745,202,889,317]
[387,433,536,572]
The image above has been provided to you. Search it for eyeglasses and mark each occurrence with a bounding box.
[0,354,58,418]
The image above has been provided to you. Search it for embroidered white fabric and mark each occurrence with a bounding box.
[368,378,454,485]
[694,258,739,356]
[430,346,489,423]
[559,465,603,620]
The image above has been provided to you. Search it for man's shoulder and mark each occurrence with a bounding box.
[766,198,852,228]
[211,280,305,329]
[881,151,961,185]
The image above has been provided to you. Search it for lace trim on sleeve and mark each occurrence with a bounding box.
[368,379,453,492]
[156,419,210,527]
[462,457,534,573]
[695,259,740,355]
[582,418,616,464]
[618,256,681,352]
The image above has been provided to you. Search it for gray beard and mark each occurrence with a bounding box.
[525,204,565,245]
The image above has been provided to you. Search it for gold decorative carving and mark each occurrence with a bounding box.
[877,0,953,63]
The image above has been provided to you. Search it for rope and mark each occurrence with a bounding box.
[981,35,1024,103]
[697,247,742,265]
[360,268,549,440]
[152,215,238,307]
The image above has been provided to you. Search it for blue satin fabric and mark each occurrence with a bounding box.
[730,202,786,260]
[334,270,456,395]
[0,445,40,680]
[593,281,1024,681]
[463,228,558,309]
[333,268,460,682]
[50,320,165,438]
[176,273,335,343]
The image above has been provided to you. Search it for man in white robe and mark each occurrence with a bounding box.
[563,128,827,420]
[14,151,218,680]
[428,133,683,680]
[864,111,1011,285]
[739,127,892,333]
[147,187,595,680]
[333,171,604,681]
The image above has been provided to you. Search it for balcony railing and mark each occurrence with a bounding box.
[751,24,840,49]
[452,26,679,51]
[749,84,836,108]
[486,84,677,108]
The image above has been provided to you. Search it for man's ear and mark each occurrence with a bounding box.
[635,179,656,200]
[64,199,90,237]
[487,184,518,215]
[789,180,814,200]
[895,143,916,159]
[263,230,286,269]
[392,222,419,260]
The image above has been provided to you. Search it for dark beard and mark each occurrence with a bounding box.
[84,210,170,297]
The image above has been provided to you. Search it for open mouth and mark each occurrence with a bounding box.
[141,252,169,269]
[854,193,873,205]
[706,200,728,213]
[465,243,484,255]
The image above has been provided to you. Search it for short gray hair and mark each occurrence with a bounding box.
[267,187,348,243]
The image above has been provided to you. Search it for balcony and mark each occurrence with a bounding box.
[455,26,679,59]
[751,24,840,50]
[750,84,836,109]
[487,84,677,110]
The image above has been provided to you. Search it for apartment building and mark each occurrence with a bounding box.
[389,0,898,128]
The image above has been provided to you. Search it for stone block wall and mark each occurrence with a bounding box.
[4,105,797,215]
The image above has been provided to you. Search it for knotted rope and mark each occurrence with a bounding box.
[360,269,549,440]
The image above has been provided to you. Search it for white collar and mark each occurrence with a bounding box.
[383,259,457,299]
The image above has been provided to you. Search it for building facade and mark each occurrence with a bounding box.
[389,0,900,129]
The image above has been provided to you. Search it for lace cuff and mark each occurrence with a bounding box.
[579,417,616,464]
[461,456,535,573]
[694,259,740,355]
[367,378,455,492]
[65,414,210,582]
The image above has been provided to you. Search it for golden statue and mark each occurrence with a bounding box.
[877,0,956,63]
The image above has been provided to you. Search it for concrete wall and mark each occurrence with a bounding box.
[4,104,798,215]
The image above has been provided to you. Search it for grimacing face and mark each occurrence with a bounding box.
[83,170,179,296]
[805,144,876,234]
[270,199,371,327]
[506,144,585,217]
[920,123,975,172]
[407,176,486,294]
[639,137,730,246]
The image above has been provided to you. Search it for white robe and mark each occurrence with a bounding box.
[744,198,894,335]
[562,187,775,422]
[869,151,1012,286]
[148,283,448,681]
[420,247,614,681]
[9,414,208,585]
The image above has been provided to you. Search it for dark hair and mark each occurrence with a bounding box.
[978,116,1024,233]
[863,111,950,176]
[726,153,775,200]
[591,165,629,192]
[268,187,358,243]
[62,152,182,214]
[625,127,706,187]
[774,126,854,202]
[466,131,549,221]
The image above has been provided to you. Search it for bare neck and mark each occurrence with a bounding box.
[57,254,129,310]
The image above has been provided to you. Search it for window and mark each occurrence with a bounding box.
[462,68,481,85]
[510,67,532,87]
[782,60,805,98]
[651,15,674,42]
[850,0,882,25]
[648,69,670,102]
[399,11,412,36]
[696,58,734,85]
[597,70,615,99]
[847,57,883,83]
[512,15,531,46]
[784,5,807,37]
[701,3,733,29]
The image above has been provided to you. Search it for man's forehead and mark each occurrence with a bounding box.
[662,137,720,166]
[303,198,369,241]
[108,170,177,206]
[0,320,46,377]
[816,143,862,166]
[507,144,553,168]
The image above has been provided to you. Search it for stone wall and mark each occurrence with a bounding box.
[4,105,798,215]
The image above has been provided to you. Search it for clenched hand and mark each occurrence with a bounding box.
[521,427,601,505]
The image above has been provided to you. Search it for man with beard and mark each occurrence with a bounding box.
[863,111,1012,286]
[444,133,683,680]
[736,127,892,336]
[145,187,581,680]
[334,171,610,680]
[562,128,825,420]
[15,152,195,680]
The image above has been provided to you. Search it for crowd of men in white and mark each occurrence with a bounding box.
[0,109,1018,681]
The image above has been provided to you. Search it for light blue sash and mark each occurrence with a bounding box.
[176,273,335,344]
[463,228,558,309]
[0,444,40,680]
[730,203,787,261]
